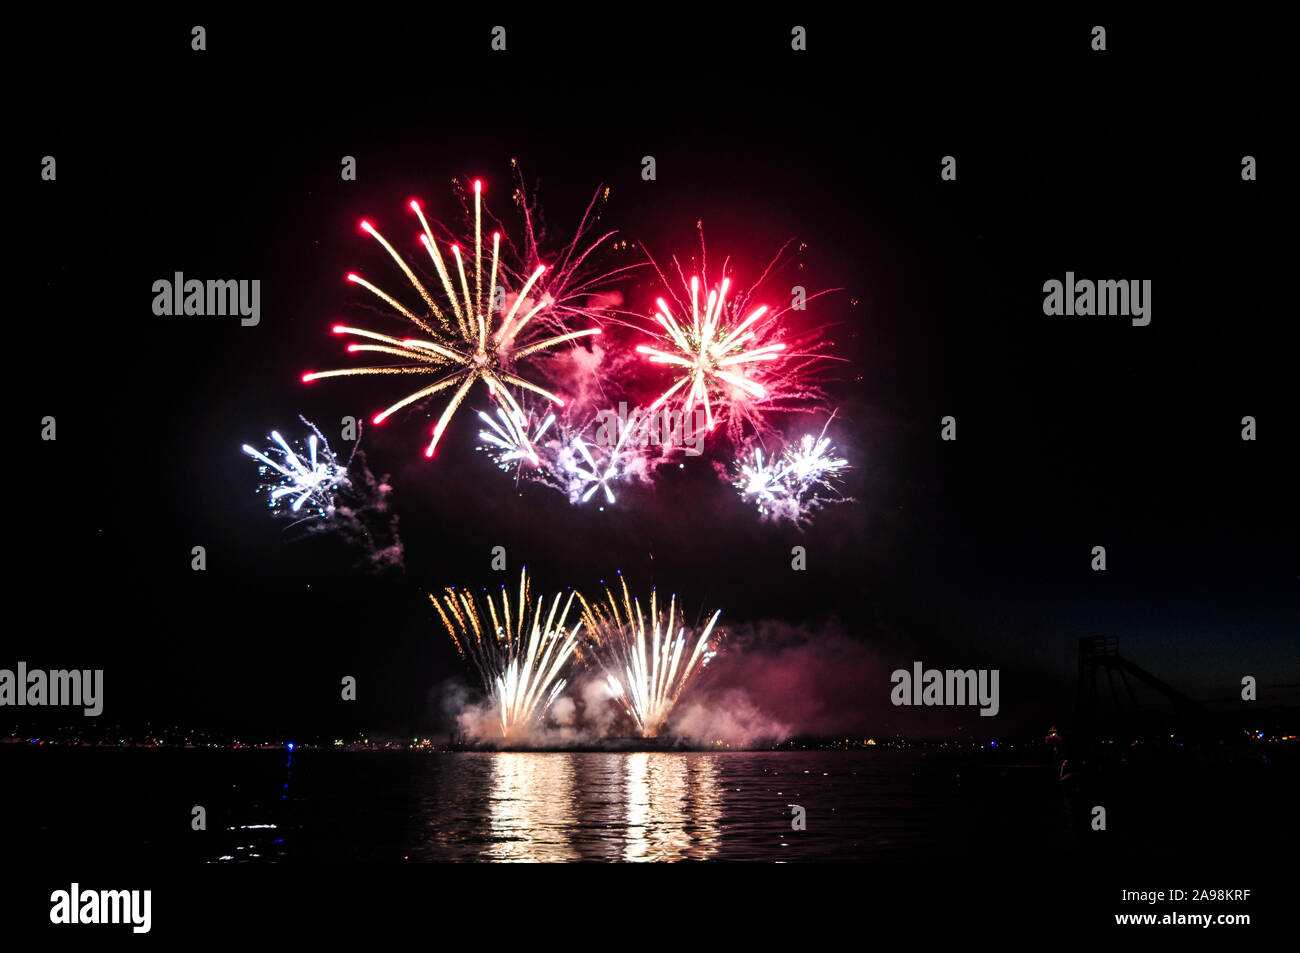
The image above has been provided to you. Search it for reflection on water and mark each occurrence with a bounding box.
[9,746,1288,865]
[619,753,722,861]
[484,753,580,861]
[175,749,1078,862]
[479,753,725,861]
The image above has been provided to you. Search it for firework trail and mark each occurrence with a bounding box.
[303,178,604,460]
[432,569,584,739]
[242,417,351,524]
[637,226,842,446]
[578,574,722,738]
[732,416,850,526]
[492,159,645,335]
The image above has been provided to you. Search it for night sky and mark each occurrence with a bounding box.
[17,13,1294,741]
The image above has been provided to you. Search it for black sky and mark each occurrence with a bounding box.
[15,13,1295,738]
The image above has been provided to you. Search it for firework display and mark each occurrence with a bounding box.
[578,573,722,737]
[283,169,854,732]
[476,406,555,473]
[303,179,602,459]
[242,418,351,522]
[635,231,841,446]
[636,275,783,432]
[783,429,849,491]
[556,407,654,507]
[241,417,405,571]
[732,418,850,525]
[33,20,1290,900]
[464,228,844,517]
[471,401,661,509]
[431,569,584,738]
[733,446,787,513]
[295,171,847,526]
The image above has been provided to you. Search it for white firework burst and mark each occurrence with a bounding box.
[477,407,556,472]
[734,446,788,514]
[732,418,850,525]
[781,430,847,492]
[564,436,620,506]
[558,410,649,507]
[242,419,350,522]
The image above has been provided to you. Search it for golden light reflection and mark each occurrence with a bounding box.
[621,753,724,861]
[471,753,725,861]
[484,752,580,861]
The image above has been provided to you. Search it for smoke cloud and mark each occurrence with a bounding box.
[436,618,898,747]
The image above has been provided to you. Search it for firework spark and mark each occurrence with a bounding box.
[578,574,722,737]
[432,569,584,739]
[474,398,659,508]
[242,418,350,522]
[782,428,848,493]
[636,274,784,432]
[241,418,403,570]
[732,418,849,525]
[498,161,645,334]
[557,408,650,507]
[303,179,601,459]
[476,406,555,472]
[734,446,787,513]
[637,229,841,445]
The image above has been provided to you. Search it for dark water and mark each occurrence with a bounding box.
[5,747,1291,863]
